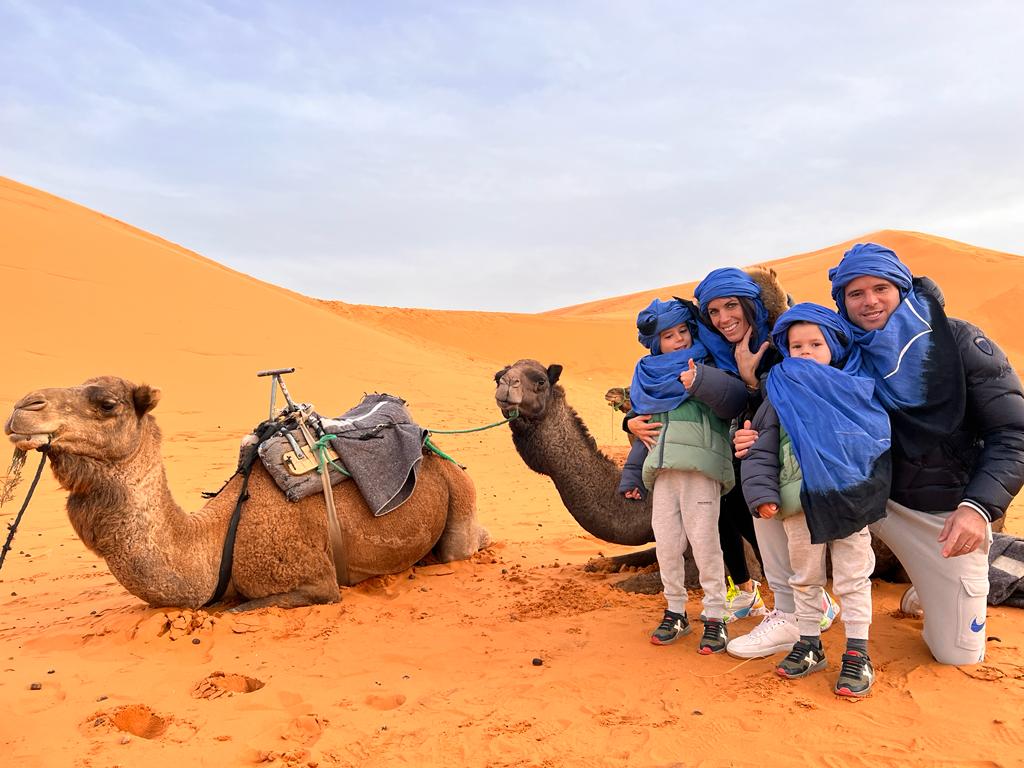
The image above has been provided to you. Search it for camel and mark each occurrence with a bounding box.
[493,359,742,592]
[4,376,489,610]
[494,359,923,593]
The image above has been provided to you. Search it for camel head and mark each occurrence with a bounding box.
[5,376,161,462]
[494,360,563,421]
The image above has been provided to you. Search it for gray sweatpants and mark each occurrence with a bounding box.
[752,515,795,614]
[871,500,992,665]
[652,470,726,620]
[783,513,874,640]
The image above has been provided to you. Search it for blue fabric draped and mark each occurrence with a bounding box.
[766,303,891,542]
[630,298,710,414]
[693,267,771,374]
[828,244,965,454]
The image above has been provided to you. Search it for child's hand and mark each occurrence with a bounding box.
[757,502,778,519]
[679,358,698,390]
[623,488,643,500]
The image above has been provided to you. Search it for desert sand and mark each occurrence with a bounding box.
[1,175,1023,767]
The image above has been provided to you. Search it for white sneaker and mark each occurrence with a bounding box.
[726,609,800,659]
[900,586,923,618]
[820,590,841,632]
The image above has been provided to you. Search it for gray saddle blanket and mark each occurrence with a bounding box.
[257,394,427,516]
[990,532,1024,608]
[321,394,427,517]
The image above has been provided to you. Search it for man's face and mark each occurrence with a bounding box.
[843,275,900,331]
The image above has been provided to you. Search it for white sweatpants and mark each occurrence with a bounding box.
[652,470,726,620]
[783,512,874,640]
[871,500,991,665]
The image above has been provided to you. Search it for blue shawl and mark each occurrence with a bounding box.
[630,298,709,414]
[693,267,772,374]
[766,303,891,543]
[828,243,965,456]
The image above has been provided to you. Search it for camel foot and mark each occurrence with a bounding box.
[612,571,664,595]
[227,587,341,612]
[584,547,658,574]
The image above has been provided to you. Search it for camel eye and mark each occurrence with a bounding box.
[99,399,118,413]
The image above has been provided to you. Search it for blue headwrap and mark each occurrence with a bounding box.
[630,299,709,414]
[764,303,891,543]
[828,243,912,319]
[827,244,965,454]
[693,268,771,374]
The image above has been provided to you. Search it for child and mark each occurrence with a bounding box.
[627,298,749,653]
[741,303,891,696]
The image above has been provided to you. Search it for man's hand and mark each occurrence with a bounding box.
[757,502,778,519]
[939,505,988,558]
[627,414,662,449]
[735,326,770,388]
[733,420,759,458]
[679,358,698,390]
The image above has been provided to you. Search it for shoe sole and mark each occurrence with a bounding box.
[834,684,871,697]
[698,644,727,655]
[650,627,692,646]
[726,641,794,659]
[776,660,827,679]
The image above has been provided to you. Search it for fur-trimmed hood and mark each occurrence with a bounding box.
[746,266,791,329]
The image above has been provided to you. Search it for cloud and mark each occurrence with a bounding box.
[1,1,1022,310]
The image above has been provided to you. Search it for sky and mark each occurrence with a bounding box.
[2,1,1023,312]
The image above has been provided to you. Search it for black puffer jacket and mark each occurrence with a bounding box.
[890,311,1024,521]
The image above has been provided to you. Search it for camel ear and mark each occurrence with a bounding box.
[133,385,161,416]
[494,366,510,383]
[546,365,563,385]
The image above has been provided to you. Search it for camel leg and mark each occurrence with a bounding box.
[432,461,490,563]
[227,582,341,612]
[584,547,659,573]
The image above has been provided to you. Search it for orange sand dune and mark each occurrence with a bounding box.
[2,177,1023,767]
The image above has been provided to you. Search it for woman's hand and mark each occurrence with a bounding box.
[735,326,769,388]
[679,358,698,390]
[627,414,662,449]
[733,420,759,458]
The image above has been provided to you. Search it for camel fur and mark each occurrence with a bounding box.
[5,376,489,610]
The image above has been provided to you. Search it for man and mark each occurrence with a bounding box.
[738,242,1024,666]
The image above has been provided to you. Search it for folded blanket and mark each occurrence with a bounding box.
[990,532,1024,608]
[322,394,427,517]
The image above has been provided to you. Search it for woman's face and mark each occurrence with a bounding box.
[706,297,750,344]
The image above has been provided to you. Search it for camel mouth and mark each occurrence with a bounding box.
[7,432,52,451]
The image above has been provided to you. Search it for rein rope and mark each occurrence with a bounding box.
[0,451,47,574]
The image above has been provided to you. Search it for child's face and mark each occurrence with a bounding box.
[658,323,692,353]
[787,322,832,365]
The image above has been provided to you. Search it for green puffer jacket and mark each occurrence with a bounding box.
[642,398,736,494]
[777,426,803,519]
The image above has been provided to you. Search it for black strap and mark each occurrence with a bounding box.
[204,420,282,607]
[0,451,47,574]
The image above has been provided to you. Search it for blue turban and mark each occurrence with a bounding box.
[636,298,693,355]
[764,302,890,543]
[694,267,763,315]
[771,302,860,373]
[828,243,913,319]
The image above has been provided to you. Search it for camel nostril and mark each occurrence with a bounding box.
[17,398,47,412]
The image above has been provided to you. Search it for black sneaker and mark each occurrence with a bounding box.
[650,610,690,645]
[776,640,827,678]
[834,650,874,697]
[698,618,728,654]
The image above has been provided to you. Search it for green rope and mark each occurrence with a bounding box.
[423,409,519,435]
[311,409,520,471]
[312,433,351,477]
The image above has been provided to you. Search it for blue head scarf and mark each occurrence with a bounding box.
[693,268,771,374]
[629,298,710,414]
[764,303,891,543]
[827,243,964,454]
